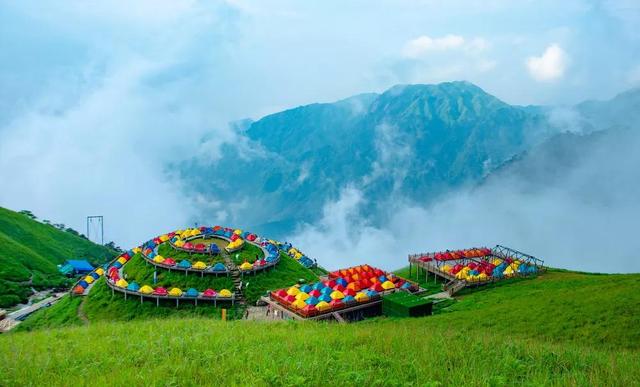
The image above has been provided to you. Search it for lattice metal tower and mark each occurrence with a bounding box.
[86,215,104,245]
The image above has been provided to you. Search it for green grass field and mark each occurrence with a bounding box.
[2,270,639,385]
[0,206,117,308]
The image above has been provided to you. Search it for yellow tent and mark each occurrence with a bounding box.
[354,292,369,302]
[117,257,127,265]
[478,273,488,281]
[441,265,452,273]
[174,240,185,247]
[84,275,94,284]
[116,279,128,288]
[316,301,331,311]
[492,258,503,266]
[286,286,300,296]
[153,255,165,264]
[190,229,201,237]
[159,234,169,242]
[218,289,233,297]
[234,229,242,235]
[95,268,105,276]
[381,281,395,290]
[139,285,154,294]
[133,247,142,254]
[294,252,302,260]
[330,290,345,300]
[192,261,207,270]
[168,287,183,297]
[295,292,310,301]
[239,262,253,270]
[292,299,307,309]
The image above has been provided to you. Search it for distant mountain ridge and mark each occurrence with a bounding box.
[182,82,638,237]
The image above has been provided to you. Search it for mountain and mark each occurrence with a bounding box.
[183,81,556,236]
[0,206,117,308]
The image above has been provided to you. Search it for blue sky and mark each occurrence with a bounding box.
[0,0,639,248]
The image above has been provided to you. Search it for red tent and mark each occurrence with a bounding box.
[213,225,222,231]
[324,279,336,288]
[275,289,287,298]
[202,289,217,297]
[344,288,356,296]
[370,283,384,292]
[330,299,344,308]
[309,290,321,297]
[73,285,85,294]
[284,295,296,303]
[183,242,194,249]
[230,234,239,242]
[153,287,168,296]
[164,258,176,266]
[332,284,345,292]
[247,234,257,241]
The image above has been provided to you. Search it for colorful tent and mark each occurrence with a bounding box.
[330,290,345,300]
[218,289,232,297]
[127,282,140,292]
[315,301,331,311]
[286,286,300,296]
[73,285,85,294]
[295,292,310,301]
[177,260,191,269]
[84,275,95,284]
[212,262,227,271]
[299,284,312,293]
[381,281,395,290]
[239,262,253,270]
[355,292,369,302]
[95,267,105,276]
[202,289,217,297]
[305,296,319,305]
[153,287,168,296]
[115,279,128,288]
[192,261,207,270]
[169,288,183,297]
[153,255,165,264]
[186,288,199,297]
[139,285,154,294]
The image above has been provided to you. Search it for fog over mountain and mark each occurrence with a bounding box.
[179,83,639,272]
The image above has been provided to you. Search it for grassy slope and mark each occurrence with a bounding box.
[393,266,447,295]
[243,252,320,303]
[0,206,117,307]
[3,270,638,385]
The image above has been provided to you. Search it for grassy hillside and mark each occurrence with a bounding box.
[0,206,117,307]
[4,270,639,385]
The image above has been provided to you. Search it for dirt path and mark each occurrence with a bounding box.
[77,297,89,325]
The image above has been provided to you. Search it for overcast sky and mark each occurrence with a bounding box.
[0,0,639,250]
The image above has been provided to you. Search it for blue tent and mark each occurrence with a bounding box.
[178,260,191,269]
[78,280,89,288]
[305,296,319,305]
[209,244,220,254]
[318,294,332,303]
[366,290,378,298]
[312,282,325,291]
[112,261,122,269]
[320,287,332,295]
[343,295,356,303]
[378,275,387,283]
[64,260,94,274]
[89,272,100,280]
[300,284,312,293]
[185,288,199,297]
[335,278,347,287]
[127,282,140,292]
[212,262,226,271]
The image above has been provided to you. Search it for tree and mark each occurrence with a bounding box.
[19,210,36,220]
[105,241,123,253]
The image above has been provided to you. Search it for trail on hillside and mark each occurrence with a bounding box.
[77,297,89,325]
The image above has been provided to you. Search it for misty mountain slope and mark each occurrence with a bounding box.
[184,81,555,236]
[576,87,640,132]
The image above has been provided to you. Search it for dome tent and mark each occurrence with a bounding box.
[169,288,183,297]
[212,262,227,271]
[139,285,154,295]
[127,282,140,292]
[218,289,233,297]
[185,288,199,297]
[116,279,128,288]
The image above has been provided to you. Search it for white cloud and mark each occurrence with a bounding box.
[526,44,568,82]
[402,34,476,58]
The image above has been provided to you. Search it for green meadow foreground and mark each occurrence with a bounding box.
[1,270,639,385]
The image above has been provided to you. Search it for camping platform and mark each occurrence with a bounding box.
[260,296,384,322]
